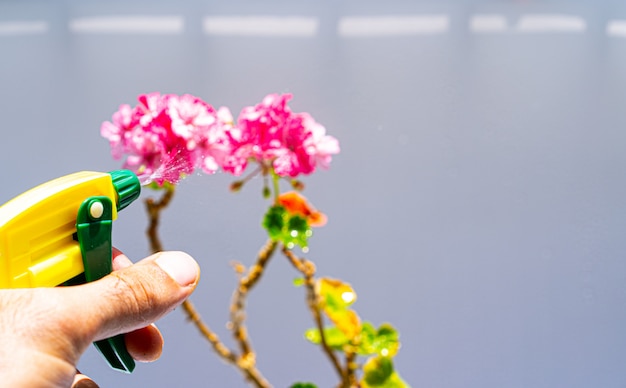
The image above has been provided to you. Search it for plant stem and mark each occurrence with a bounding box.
[281,246,348,386]
[181,299,237,363]
[181,298,269,387]
[144,188,271,388]
[271,170,280,203]
[145,186,175,253]
[344,349,359,387]
[230,239,278,362]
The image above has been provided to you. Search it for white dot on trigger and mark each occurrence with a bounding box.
[90,201,104,219]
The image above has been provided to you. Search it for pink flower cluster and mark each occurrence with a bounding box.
[101,92,233,184]
[225,93,340,177]
[101,93,340,185]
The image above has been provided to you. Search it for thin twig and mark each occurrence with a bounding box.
[181,299,269,387]
[144,189,271,388]
[230,239,278,362]
[281,246,346,385]
[344,349,359,387]
[145,187,175,253]
[181,300,237,363]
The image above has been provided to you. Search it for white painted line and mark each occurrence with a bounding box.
[516,14,586,33]
[203,16,318,37]
[607,20,626,38]
[470,14,508,33]
[69,16,184,34]
[0,21,48,36]
[338,15,449,37]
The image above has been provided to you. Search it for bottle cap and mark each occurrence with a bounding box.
[108,170,141,211]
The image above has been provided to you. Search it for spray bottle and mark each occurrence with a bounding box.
[0,170,142,373]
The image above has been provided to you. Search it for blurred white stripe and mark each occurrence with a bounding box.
[470,15,508,33]
[339,15,449,37]
[69,16,183,34]
[204,16,318,37]
[607,20,626,38]
[516,14,586,33]
[0,21,48,36]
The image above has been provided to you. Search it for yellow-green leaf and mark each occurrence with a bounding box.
[358,322,400,357]
[361,356,410,388]
[290,383,317,388]
[316,278,361,339]
[317,278,357,312]
[362,371,410,388]
[304,326,350,349]
[328,308,361,339]
[362,355,393,386]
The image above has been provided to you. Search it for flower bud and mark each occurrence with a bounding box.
[291,179,305,191]
[262,186,271,198]
[230,180,244,192]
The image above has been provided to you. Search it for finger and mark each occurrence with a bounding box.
[112,252,163,362]
[124,323,164,363]
[112,248,133,271]
[113,251,165,362]
[72,372,99,388]
[65,251,199,344]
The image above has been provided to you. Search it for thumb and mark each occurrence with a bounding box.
[67,251,200,346]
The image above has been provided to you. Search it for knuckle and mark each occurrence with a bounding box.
[107,271,157,322]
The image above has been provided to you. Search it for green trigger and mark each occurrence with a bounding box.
[76,196,136,373]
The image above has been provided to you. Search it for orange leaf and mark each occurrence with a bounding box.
[277,191,327,227]
[328,309,362,339]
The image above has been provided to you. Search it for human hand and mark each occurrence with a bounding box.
[0,249,200,388]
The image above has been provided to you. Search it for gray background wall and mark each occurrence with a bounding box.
[2,1,626,387]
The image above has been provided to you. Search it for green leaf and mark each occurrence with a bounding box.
[304,326,350,350]
[290,383,317,388]
[287,213,308,232]
[361,356,410,388]
[262,205,312,249]
[358,322,400,357]
[362,356,394,386]
[283,214,311,249]
[293,277,305,287]
[362,372,410,388]
[262,205,286,240]
[386,372,410,388]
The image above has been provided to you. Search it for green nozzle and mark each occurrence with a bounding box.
[108,170,141,211]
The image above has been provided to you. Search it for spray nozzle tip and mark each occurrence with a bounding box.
[108,170,141,211]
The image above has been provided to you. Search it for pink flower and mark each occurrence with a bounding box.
[196,106,236,175]
[100,104,137,159]
[302,115,340,170]
[101,92,339,184]
[122,93,190,183]
[168,94,216,142]
[227,93,340,177]
[101,92,232,185]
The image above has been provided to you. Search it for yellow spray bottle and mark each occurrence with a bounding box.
[0,170,141,373]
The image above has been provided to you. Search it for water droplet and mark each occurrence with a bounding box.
[290,230,298,237]
[137,172,154,186]
[341,291,355,304]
